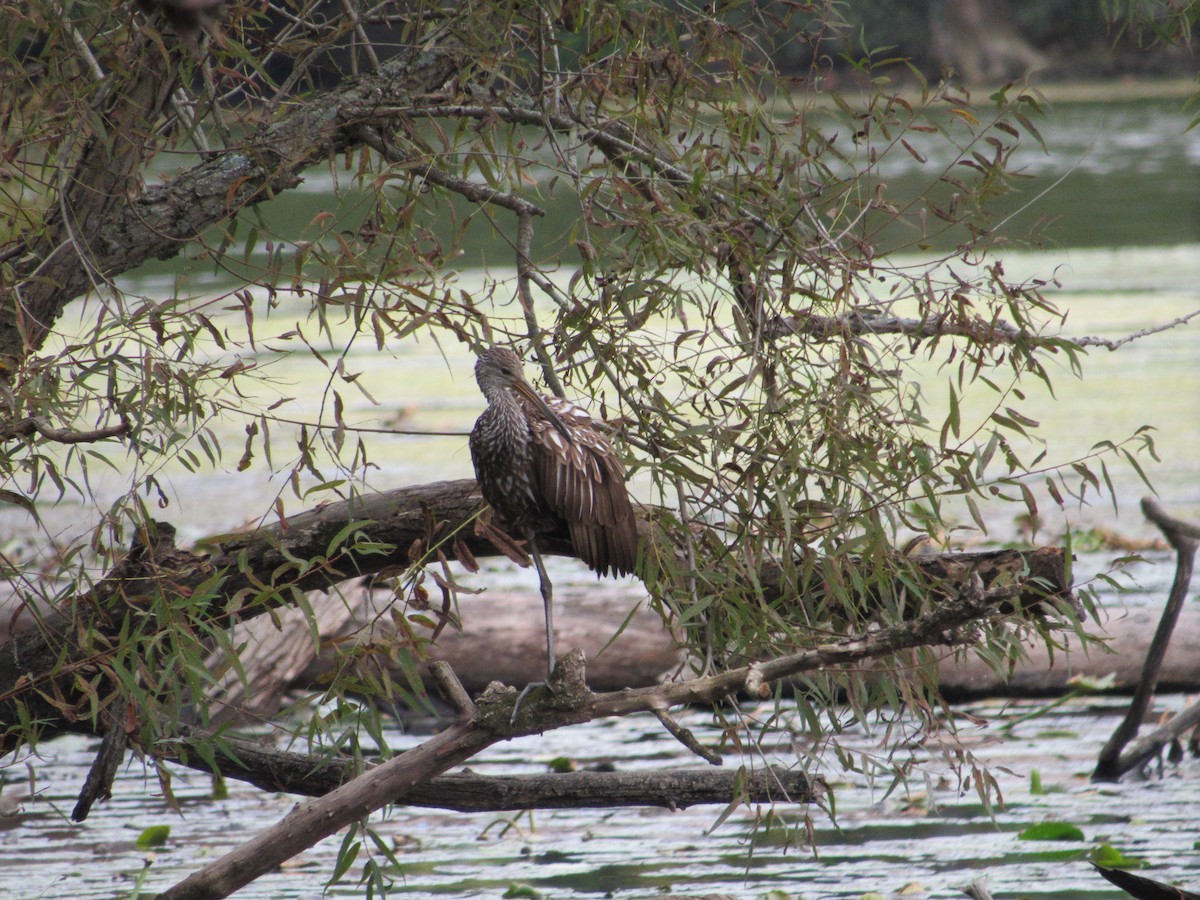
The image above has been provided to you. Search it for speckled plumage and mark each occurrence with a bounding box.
[469,347,638,577]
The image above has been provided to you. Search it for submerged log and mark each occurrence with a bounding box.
[184,545,1191,727]
[167,727,820,809]
[217,593,1200,725]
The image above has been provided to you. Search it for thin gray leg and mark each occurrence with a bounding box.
[512,538,555,724]
[529,538,556,677]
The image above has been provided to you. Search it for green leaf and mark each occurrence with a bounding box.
[136,825,171,850]
[330,838,361,884]
[503,883,541,898]
[1090,843,1147,869]
[1018,822,1085,842]
[1029,770,1044,795]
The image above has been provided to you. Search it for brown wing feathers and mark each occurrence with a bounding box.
[528,398,637,577]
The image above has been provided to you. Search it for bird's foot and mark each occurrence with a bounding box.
[510,680,550,725]
[508,650,589,725]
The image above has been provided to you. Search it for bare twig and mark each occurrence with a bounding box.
[772,307,1200,351]
[0,416,130,445]
[1046,309,1200,351]
[358,127,546,218]
[1094,498,1200,781]
[356,126,561,391]
[336,0,381,74]
[429,661,475,717]
[57,0,107,83]
[650,701,722,766]
[369,101,777,237]
[514,211,563,396]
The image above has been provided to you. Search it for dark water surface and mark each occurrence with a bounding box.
[4,639,1200,900]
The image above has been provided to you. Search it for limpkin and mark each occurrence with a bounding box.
[469,347,638,688]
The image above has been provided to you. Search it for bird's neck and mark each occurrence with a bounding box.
[483,383,522,414]
[481,388,531,446]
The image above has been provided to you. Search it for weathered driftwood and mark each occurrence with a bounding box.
[169,728,818,809]
[1094,498,1200,781]
[196,548,1073,727]
[201,581,678,726]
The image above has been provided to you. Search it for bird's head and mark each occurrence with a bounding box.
[474,347,574,444]
[475,346,526,392]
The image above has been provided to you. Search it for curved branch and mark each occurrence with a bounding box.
[1094,499,1200,781]
[1,25,468,364]
[0,416,130,445]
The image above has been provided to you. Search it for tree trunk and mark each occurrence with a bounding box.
[930,0,1048,83]
[0,15,468,367]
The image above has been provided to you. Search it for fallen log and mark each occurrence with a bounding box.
[165,728,818,808]
[194,547,1074,727]
[192,583,1200,729]
[0,478,1073,750]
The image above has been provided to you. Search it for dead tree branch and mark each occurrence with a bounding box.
[1094,498,1200,781]
[157,581,1017,899]
[0,478,1072,756]
[770,308,1200,352]
[161,729,815,809]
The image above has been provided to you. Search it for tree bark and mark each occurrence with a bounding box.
[2,11,182,362]
[166,730,817,809]
[0,17,468,366]
[929,0,1048,83]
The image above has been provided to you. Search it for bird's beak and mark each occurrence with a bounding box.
[512,379,574,445]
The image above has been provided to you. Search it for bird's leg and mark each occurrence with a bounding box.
[529,538,556,677]
[512,537,555,724]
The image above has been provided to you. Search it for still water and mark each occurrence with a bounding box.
[1,95,1199,898]
[4,682,1200,900]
